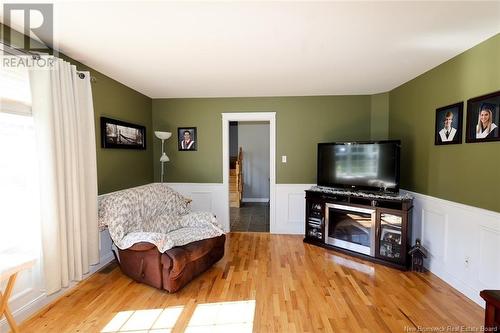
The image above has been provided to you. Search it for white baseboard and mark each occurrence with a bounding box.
[242,198,269,203]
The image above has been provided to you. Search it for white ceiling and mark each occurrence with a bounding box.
[3,1,500,98]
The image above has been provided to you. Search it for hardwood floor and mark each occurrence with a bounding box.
[20,233,483,332]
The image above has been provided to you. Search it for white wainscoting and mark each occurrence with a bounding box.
[166,183,229,232]
[0,229,114,333]
[166,183,311,234]
[274,184,314,234]
[405,190,500,307]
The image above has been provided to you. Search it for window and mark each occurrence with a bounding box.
[0,65,40,253]
[0,63,32,115]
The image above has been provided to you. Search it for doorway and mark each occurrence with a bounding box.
[229,121,270,232]
[221,112,276,233]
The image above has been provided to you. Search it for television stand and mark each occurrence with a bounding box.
[304,186,413,270]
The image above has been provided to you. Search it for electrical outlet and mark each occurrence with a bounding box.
[464,256,471,268]
[282,155,287,163]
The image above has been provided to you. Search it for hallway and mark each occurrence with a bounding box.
[230,202,269,232]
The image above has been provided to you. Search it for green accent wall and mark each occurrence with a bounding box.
[6,22,499,211]
[152,96,371,184]
[389,33,500,212]
[1,24,153,194]
[370,92,389,140]
[85,70,152,194]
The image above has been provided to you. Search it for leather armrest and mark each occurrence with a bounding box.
[163,247,188,278]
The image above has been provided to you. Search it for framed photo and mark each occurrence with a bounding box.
[100,117,146,149]
[434,102,463,145]
[466,91,500,143]
[178,127,197,151]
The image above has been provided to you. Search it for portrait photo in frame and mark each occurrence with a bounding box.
[434,102,463,145]
[466,91,500,143]
[178,127,197,151]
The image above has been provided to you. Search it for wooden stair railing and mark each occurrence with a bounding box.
[230,147,243,208]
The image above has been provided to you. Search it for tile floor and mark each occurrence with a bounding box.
[230,202,270,232]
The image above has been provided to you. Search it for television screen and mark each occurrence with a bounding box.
[317,141,400,192]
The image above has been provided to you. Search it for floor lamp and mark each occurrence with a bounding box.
[154,131,171,182]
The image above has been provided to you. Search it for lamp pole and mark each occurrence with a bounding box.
[155,131,171,183]
[161,139,165,182]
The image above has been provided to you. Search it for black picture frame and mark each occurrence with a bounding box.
[100,117,146,149]
[466,91,500,143]
[178,127,197,151]
[434,102,463,145]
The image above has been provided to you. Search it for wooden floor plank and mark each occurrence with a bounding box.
[20,233,483,332]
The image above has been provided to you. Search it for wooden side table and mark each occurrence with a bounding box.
[480,290,500,330]
[0,253,36,333]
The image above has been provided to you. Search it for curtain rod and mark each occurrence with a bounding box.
[1,40,97,83]
[77,72,97,83]
[0,40,40,58]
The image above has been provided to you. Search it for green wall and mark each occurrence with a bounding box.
[152,96,371,184]
[153,34,500,213]
[389,33,500,212]
[370,92,389,140]
[6,22,499,211]
[85,70,152,194]
[1,24,153,194]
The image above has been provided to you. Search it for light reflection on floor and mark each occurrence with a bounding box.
[100,300,256,333]
[330,254,375,276]
[186,300,255,333]
[101,306,183,333]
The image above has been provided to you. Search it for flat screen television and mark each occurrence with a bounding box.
[317,140,401,193]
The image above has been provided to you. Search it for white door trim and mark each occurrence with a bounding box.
[222,112,276,233]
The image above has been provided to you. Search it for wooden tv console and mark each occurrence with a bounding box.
[304,187,413,270]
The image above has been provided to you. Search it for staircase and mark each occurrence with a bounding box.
[229,147,243,208]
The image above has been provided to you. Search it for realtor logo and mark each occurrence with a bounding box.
[2,3,53,54]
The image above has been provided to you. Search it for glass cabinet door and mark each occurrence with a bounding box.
[378,213,403,261]
[306,201,324,241]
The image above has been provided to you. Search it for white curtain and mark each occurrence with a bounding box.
[29,57,99,294]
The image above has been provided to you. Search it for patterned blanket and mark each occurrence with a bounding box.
[98,183,224,252]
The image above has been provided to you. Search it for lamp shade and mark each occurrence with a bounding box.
[155,131,172,140]
[160,153,170,162]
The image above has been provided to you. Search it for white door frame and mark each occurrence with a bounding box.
[221,112,276,233]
